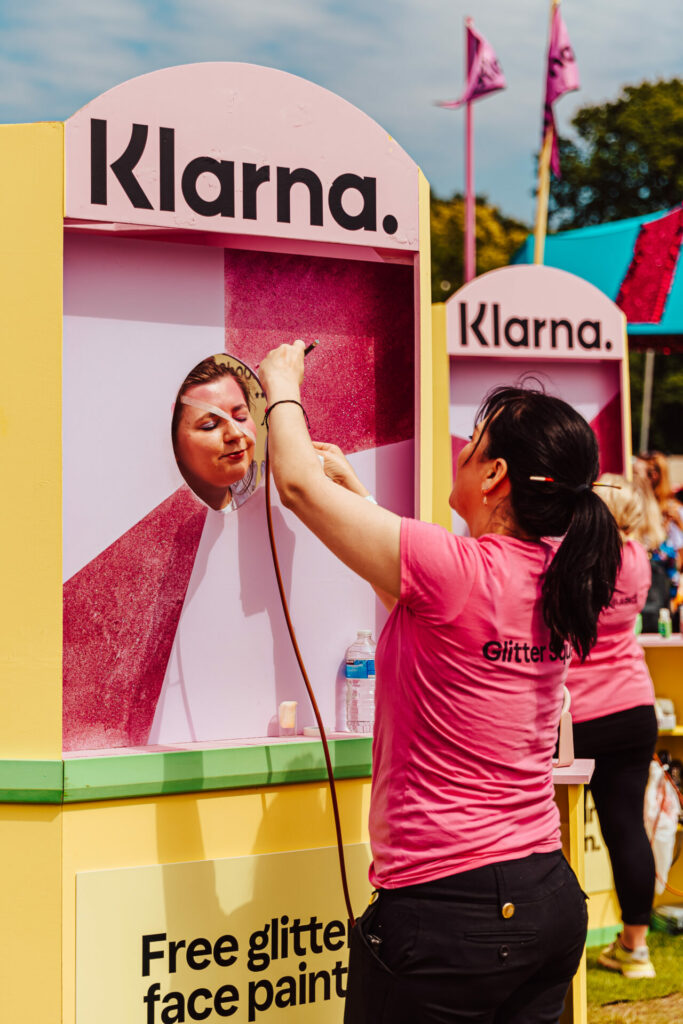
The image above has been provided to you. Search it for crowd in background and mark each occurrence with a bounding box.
[632,452,683,633]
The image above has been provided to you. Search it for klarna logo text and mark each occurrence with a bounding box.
[89,119,400,236]
[459,301,614,353]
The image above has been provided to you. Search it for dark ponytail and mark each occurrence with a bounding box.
[475,385,622,660]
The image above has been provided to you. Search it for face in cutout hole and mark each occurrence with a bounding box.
[173,369,258,511]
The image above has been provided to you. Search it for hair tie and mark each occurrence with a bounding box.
[264,399,310,430]
[572,483,591,496]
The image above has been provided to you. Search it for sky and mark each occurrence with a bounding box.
[0,0,680,225]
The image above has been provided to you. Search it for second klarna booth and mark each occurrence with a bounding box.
[2,62,584,1024]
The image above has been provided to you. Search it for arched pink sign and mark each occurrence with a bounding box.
[446,265,626,361]
[445,266,631,529]
[65,62,419,250]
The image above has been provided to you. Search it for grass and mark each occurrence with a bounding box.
[587,932,683,1022]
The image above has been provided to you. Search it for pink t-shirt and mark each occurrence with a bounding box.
[565,540,654,723]
[368,518,565,889]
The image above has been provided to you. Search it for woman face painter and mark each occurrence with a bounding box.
[259,340,621,1024]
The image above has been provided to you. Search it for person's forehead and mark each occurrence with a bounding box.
[187,376,245,408]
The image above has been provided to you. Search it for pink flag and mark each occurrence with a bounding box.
[543,6,580,175]
[437,21,506,109]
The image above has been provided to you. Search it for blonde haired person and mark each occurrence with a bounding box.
[631,462,666,553]
[566,474,658,979]
[635,455,682,626]
[643,451,683,535]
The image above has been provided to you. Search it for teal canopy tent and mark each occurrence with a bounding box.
[513,206,683,449]
[513,207,683,354]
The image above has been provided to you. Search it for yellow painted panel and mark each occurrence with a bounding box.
[0,123,63,758]
[555,784,587,1024]
[643,646,683,698]
[62,779,371,1024]
[430,302,453,528]
[587,889,622,934]
[621,328,633,475]
[584,789,614,895]
[76,844,371,1024]
[0,805,62,1020]
[417,170,434,523]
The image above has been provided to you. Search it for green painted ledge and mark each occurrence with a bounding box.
[0,737,372,805]
[0,759,63,804]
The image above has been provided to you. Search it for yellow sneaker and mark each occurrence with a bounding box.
[597,937,656,979]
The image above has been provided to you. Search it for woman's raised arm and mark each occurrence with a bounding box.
[259,341,402,599]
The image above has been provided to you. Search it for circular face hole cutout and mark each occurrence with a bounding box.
[171,353,267,512]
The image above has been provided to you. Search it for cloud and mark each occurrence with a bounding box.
[0,0,680,220]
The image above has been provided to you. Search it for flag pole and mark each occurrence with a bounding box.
[533,128,553,265]
[464,17,475,282]
[465,98,475,281]
[533,0,561,265]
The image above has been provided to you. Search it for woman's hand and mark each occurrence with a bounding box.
[258,340,305,403]
[312,442,369,497]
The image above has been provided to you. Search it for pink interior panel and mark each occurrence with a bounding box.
[63,235,226,579]
[149,440,413,744]
[63,234,416,750]
[449,358,623,535]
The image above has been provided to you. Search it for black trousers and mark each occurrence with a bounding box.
[572,704,658,927]
[344,851,587,1024]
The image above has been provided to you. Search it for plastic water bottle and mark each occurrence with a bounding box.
[345,629,376,734]
[658,608,672,638]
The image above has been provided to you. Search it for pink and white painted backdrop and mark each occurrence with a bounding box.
[63,234,415,751]
[446,266,629,534]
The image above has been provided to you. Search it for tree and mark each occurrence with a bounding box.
[547,78,682,455]
[549,78,683,230]
[430,193,529,303]
[629,350,683,455]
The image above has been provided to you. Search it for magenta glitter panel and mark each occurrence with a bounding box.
[224,250,415,453]
[591,392,624,476]
[63,488,207,750]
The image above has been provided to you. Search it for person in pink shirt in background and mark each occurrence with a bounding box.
[566,475,658,980]
[259,340,622,1024]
